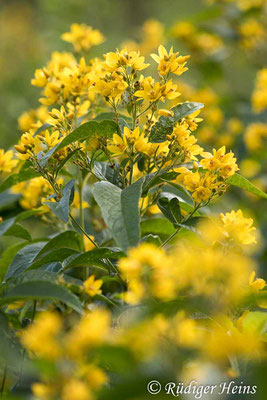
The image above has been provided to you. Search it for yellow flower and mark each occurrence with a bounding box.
[14,132,36,160]
[252,68,267,113]
[65,309,111,356]
[219,209,257,245]
[0,149,18,173]
[37,130,61,149]
[200,146,239,178]
[72,192,90,210]
[171,21,196,39]
[192,186,212,203]
[107,133,127,156]
[195,32,223,55]
[78,364,108,389]
[104,49,149,72]
[21,312,62,359]
[84,275,103,297]
[31,68,49,87]
[61,379,92,400]
[61,23,104,53]
[107,127,149,156]
[151,45,190,76]
[249,271,266,292]
[245,123,267,151]
[203,320,264,362]
[239,18,265,49]
[240,159,260,179]
[18,106,48,132]
[158,109,174,117]
[170,120,204,161]
[94,71,128,101]
[32,383,55,400]
[39,82,61,106]
[135,76,180,102]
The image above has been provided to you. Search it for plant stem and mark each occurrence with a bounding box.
[0,365,7,396]
[70,214,98,248]
[78,169,85,230]
[160,227,180,248]
[69,215,120,277]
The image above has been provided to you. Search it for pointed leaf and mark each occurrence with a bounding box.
[44,179,75,223]
[0,168,40,193]
[150,102,204,142]
[227,173,267,199]
[93,179,144,251]
[1,271,82,314]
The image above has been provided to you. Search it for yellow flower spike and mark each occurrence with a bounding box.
[0,149,18,173]
[84,275,103,297]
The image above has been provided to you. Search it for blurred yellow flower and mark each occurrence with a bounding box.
[0,149,18,173]
[61,23,104,53]
[84,275,103,297]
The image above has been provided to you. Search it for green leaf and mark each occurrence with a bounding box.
[0,168,40,193]
[28,248,80,271]
[65,247,125,270]
[4,242,47,280]
[142,170,178,196]
[55,147,81,176]
[242,311,267,336]
[93,179,144,252]
[0,209,43,241]
[141,218,176,237]
[157,195,182,226]
[0,312,22,366]
[0,191,20,211]
[44,180,75,223]
[0,242,28,281]
[38,231,83,256]
[150,102,204,142]
[226,173,267,199]
[4,223,32,241]
[93,161,123,187]
[0,271,83,314]
[141,234,162,246]
[40,120,118,165]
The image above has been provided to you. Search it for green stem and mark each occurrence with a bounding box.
[0,366,7,396]
[78,169,85,230]
[70,214,98,248]
[160,227,180,248]
[98,294,120,309]
[70,215,119,277]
